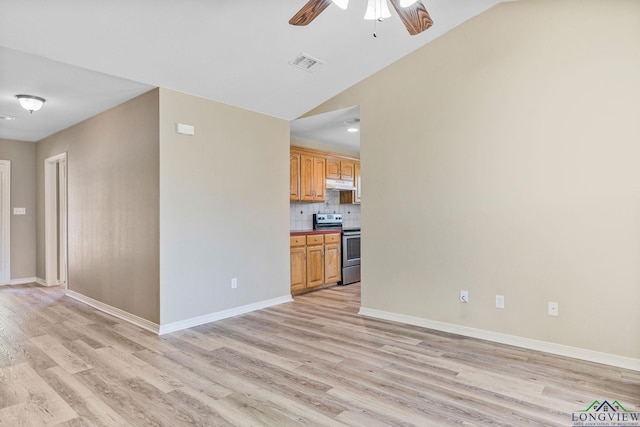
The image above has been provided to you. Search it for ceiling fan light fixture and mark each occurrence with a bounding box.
[399,0,418,7]
[331,0,349,10]
[364,0,392,20]
[16,94,46,114]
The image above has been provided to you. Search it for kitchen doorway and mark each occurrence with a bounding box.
[44,153,67,288]
[0,160,10,285]
[289,106,361,304]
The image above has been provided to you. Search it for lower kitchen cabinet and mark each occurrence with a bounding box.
[324,234,341,284]
[290,232,341,295]
[290,236,306,294]
[306,236,325,289]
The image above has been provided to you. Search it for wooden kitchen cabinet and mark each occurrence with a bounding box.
[326,158,355,181]
[290,232,341,294]
[291,147,359,203]
[324,234,341,284]
[340,161,361,204]
[306,235,325,289]
[290,236,306,293]
[290,152,300,201]
[299,154,325,202]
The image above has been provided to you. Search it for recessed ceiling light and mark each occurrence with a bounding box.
[0,115,16,121]
[338,117,360,126]
[347,127,359,132]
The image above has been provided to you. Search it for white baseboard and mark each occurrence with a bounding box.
[65,289,293,337]
[36,277,48,286]
[158,294,294,335]
[359,307,640,372]
[8,277,38,285]
[66,290,160,334]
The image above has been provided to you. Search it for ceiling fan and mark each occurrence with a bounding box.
[289,0,433,36]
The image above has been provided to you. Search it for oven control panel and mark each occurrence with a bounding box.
[314,213,343,223]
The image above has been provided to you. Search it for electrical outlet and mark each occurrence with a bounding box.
[460,290,469,303]
[496,295,505,309]
[548,301,558,316]
[231,277,238,289]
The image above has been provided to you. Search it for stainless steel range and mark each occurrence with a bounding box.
[313,213,343,230]
[312,213,361,285]
[341,228,361,285]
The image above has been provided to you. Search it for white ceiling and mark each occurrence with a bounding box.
[291,105,361,152]
[0,0,508,143]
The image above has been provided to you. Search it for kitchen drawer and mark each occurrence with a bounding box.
[306,235,324,245]
[325,233,341,244]
[290,236,306,247]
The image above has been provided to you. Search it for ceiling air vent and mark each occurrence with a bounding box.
[289,53,325,72]
[337,118,360,126]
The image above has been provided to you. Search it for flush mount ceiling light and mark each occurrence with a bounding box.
[289,0,433,36]
[16,94,46,114]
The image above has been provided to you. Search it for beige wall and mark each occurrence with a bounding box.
[159,89,290,325]
[36,89,160,323]
[306,0,640,359]
[0,138,36,280]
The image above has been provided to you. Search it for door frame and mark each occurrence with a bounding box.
[44,153,67,287]
[0,160,10,285]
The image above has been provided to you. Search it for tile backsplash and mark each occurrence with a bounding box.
[290,191,361,230]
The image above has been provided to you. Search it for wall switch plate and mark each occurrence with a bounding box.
[460,290,469,303]
[13,207,26,215]
[231,278,238,289]
[496,295,505,309]
[548,301,559,316]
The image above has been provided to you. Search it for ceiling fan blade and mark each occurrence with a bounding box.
[289,0,333,26]
[388,0,433,35]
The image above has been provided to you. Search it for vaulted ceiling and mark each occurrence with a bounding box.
[0,0,510,142]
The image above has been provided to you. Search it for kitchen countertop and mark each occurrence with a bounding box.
[290,229,342,236]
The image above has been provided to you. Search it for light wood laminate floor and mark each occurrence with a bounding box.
[0,283,638,426]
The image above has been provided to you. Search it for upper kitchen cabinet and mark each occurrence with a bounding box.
[291,149,325,202]
[295,152,325,202]
[290,152,300,201]
[291,146,360,203]
[340,161,361,205]
[326,158,355,182]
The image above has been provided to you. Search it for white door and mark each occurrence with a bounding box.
[0,160,10,285]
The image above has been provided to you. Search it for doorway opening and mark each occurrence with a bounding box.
[0,160,10,285]
[289,106,362,306]
[44,153,67,288]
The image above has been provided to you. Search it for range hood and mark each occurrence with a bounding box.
[326,179,356,191]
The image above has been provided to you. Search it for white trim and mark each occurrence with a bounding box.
[0,160,10,285]
[10,277,38,285]
[158,295,294,335]
[66,290,160,334]
[66,290,293,337]
[58,158,68,289]
[359,307,640,372]
[44,153,67,288]
[35,277,47,286]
